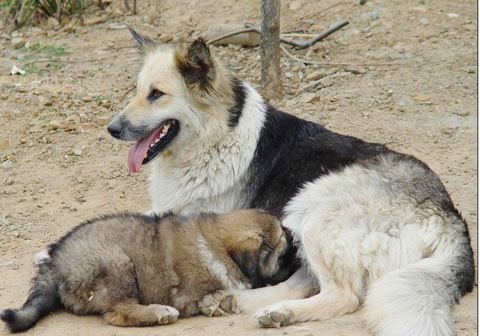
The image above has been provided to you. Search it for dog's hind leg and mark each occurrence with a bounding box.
[104,299,179,327]
[199,268,315,316]
[255,230,361,327]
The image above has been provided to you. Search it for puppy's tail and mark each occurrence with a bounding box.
[1,262,60,333]
[364,233,474,336]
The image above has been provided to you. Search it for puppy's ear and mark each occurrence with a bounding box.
[175,37,215,91]
[230,249,263,288]
[127,26,155,50]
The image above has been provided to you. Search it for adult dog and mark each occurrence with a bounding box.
[107,29,474,336]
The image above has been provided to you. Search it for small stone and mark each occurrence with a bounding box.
[82,96,93,102]
[75,195,86,203]
[14,85,28,93]
[48,120,61,131]
[306,70,326,81]
[412,95,430,102]
[0,139,11,151]
[4,177,14,185]
[100,100,112,108]
[345,65,367,74]
[64,21,77,33]
[419,17,429,26]
[96,116,111,126]
[11,37,26,49]
[289,0,302,11]
[146,12,158,24]
[46,17,59,29]
[442,127,456,136]
[453,109,469,117]
[83,17,107,26]
[73,148,83,156]
[302,93,319,104]
[38,96,53,106]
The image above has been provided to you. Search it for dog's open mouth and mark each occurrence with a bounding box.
[127,119,179,173]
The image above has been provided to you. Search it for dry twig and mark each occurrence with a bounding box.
[206,20,349,49]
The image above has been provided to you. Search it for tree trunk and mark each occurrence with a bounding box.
[260,0,282,100]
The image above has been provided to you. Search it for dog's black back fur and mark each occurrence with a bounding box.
[249,105,388,217]
[246,105,389,283]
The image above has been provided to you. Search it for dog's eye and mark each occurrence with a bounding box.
[147,88,165,102]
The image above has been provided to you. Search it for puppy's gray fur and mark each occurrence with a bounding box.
[0,210,287,332]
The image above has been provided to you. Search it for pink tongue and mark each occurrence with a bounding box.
[127,127,163,173]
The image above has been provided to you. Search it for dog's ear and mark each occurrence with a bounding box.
[175,37,215,91]
[127,26,155,50]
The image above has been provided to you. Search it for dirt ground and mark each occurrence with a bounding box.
[0,0,477,335]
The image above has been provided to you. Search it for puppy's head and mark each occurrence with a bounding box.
[226,210,295,288]
[108,28,235,173]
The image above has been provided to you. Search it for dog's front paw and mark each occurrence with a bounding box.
[154,305,179,324]
[255,306,294,328]
[199,291,238,317]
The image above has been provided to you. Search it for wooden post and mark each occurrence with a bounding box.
[260,0,282,100]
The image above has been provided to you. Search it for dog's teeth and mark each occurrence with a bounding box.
[150,143,154,148]
[155,138,160,143]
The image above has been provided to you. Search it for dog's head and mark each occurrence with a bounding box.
[225,210,296,288]
[108,28,237,173]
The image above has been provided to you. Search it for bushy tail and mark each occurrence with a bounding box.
[364,250,474,336]
[1,263,60,333]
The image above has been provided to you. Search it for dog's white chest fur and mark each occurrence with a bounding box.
[148,84,265,216]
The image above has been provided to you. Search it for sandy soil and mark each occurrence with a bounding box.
[0,0,477,335]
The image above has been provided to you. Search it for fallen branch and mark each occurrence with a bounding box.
[206,20,349,49]
[206,27,258,45]
[281,20,349,49]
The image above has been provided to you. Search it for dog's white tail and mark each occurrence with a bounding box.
[364,244,474,336]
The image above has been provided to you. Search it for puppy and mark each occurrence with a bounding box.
[0,210,287,332]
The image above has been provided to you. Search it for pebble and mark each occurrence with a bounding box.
[306,70,326,81]
[0,139,11,151]
[73,148,83,156]
[48,120,61,131]
[302,93,319,104]
[11,37,26,49]
[419,17,429,26]
[345,65,367,74]
[100,100,112,108]
[96,116,110,126]
[453,109,469,117]
[14,85,28,93]
[289,0,302,11]
[46,17,59,29]
[442,127,456,136]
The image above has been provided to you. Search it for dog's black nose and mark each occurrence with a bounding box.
[107,121,122,139]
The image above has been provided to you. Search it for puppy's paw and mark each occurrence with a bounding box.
[199,291,238,317]
[255,306,294,328]
[154,305,179,324]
